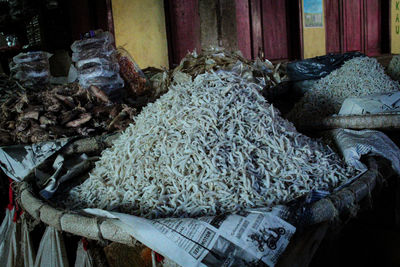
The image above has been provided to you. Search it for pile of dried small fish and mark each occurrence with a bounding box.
[172,47,287,89]
[0,83,136,146]
[387,55,400,81]
[65,70,354,219]
[287,57,400,123]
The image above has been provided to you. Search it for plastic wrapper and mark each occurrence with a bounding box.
[76,57,116,70]
[287,52,364,82]
[78,63,120,77]
[79,74,124,93]
[117,47,150,96]
[9,60,50,72]
[13,51,52,64]
[71,31,114,53]
[72,46,115,62]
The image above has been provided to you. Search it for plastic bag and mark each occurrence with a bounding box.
[70,31,114,53]
[72,46,115,62]
[34,226,69,267]
[287,52,364,82]
[74,239,93,267]
[78,64,120,78]
[76,57,116,70]
[21,214,36,267]
[0,207,22,267]
[117,47,150,96]
[13,51,52,64]
[79,75,124,94]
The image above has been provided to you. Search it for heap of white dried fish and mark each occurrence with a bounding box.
[66,70,354,218]
[387,55,400,81]
[288,57,399,123]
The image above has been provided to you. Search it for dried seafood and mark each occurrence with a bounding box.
[387,55,400,81]
[172,47,287,89]
[287,57,399,123]
[0,83,136,146]
[65,70,354,219]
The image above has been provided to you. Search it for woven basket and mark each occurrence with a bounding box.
[18,134,382,245]
[298,113,400,131]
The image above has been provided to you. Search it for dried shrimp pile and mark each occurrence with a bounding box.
[287,57,399,123]
[66,70,354,218]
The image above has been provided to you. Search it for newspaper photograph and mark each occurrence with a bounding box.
[85,208,296,267]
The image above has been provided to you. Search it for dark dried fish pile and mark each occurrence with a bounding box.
[0,74,26,104]
[0,83,136,146]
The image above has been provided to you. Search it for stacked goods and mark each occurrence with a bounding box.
[65,70,355,219]
[71,31,124,98]
[0,83,136,146]
[9,51,52,87]
[387,55,400,81]
[287,57,400,123]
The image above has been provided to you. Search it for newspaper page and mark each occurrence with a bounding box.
[85,209,296,267]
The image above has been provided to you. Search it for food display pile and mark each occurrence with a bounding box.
[0,83,136,145]
[65,69,355,218]
[288,57,400,123]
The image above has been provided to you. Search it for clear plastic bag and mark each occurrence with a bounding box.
[0,207,22,267]
[70,31,114,53]
[74,239,93,267]
[13,51,52,64]
[72,46,115,62]
[34,226,69,267]
[75,57,114,70]
[79,74,124,92]
[78,64,120,78]
[21,214,36,267]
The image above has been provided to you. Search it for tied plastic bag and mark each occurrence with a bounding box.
[71,31,114,53]
[74,239,93,267]
[34,226,69,267]
[21,214,36,267]
[0,207,22,267]
[0,208,14,257]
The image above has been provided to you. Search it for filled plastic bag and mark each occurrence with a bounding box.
[116,47,150,96]
[287,52,364,82]
[13,51,52,64]
[34,226,69,267]
[0,207,22,267]
[70,31,114,53]
[21,214,36,267]
[78,64,120,78]
[72,46,115,62]
[76,57,117,70]
[74,239,93,267]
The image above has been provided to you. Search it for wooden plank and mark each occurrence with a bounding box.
[250,0,263,59]
[167,0,201,66]
[235,0,252,59]
[365,0,381,56]
[261,0,288,60]
[219,0,238,51]
[343,0,364,53]
[325,0,341,53]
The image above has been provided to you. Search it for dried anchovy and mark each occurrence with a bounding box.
[66,70,354,218]
[287,57,400,123]
[387,55,400,81]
